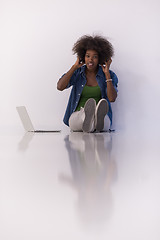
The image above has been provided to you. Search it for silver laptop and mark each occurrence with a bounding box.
[16,106,61,132]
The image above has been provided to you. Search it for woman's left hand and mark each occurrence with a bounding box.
[101,58,112,73]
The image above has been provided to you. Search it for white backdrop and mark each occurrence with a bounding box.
[0,0,160,133]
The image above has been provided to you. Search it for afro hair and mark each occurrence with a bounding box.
[72,35,114,64]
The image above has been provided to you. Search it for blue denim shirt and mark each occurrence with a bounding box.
[62,65,118,126]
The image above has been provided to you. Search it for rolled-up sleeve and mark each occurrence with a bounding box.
[60,68,80,89]
[110,70,118,92]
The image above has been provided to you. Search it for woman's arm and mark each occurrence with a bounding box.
[57,58,83,91]
[101,59,117,102]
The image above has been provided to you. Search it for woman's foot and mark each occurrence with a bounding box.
[95,99,109,132]
[82,98,96,133]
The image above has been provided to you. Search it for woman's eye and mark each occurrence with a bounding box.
[85,54,98,59]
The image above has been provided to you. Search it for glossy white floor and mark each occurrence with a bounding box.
[0,128,160,240]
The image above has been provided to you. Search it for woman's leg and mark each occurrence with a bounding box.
[69,98,96,132]
[69,108,85,131]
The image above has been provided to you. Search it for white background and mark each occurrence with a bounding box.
[0,0,160,133]
[1,2,160,239]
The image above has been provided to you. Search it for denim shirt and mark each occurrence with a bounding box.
[62,65,118,126]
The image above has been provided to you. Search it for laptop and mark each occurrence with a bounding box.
[16,106,61,133]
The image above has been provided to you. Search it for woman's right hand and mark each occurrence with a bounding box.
[57,57,84,91]
[73,57,84,69]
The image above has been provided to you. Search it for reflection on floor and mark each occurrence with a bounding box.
[0,129,160,240]
[61,133,116,227]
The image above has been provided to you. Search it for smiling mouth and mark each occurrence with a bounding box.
[88,63,93,67]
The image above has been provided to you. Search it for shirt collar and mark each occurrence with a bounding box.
[96,65,104,78]
[80,65,86,75]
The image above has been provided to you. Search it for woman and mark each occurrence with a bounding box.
[57,35,118,132]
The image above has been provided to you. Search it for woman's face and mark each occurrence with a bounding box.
[85,50,99,72]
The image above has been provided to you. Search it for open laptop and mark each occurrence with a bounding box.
[16,106,61,133]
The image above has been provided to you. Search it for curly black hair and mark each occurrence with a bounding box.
[72,35,114,64]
